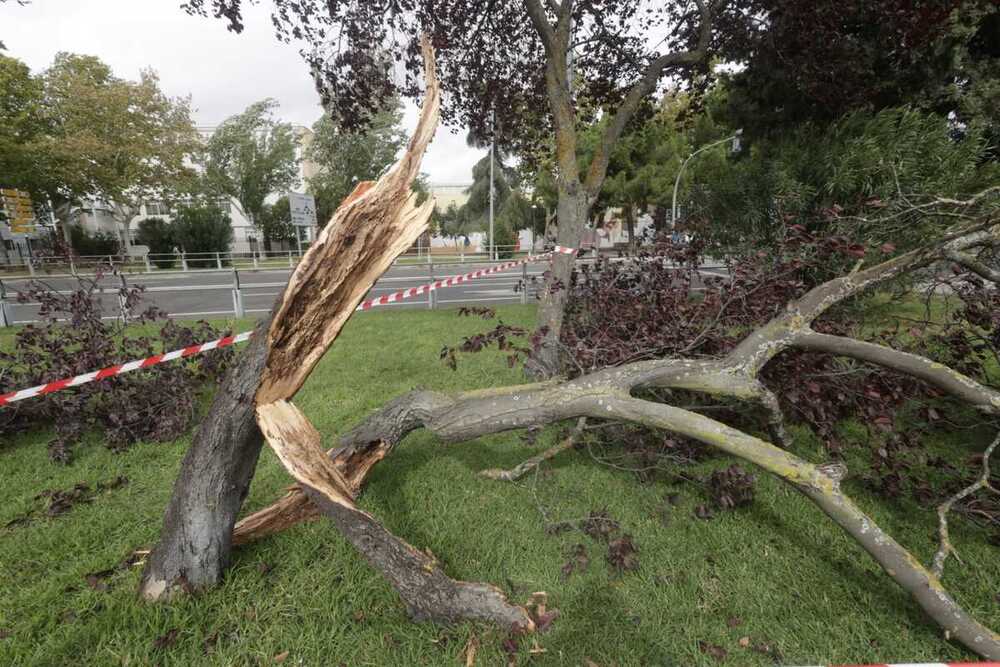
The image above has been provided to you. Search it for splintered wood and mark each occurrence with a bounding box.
[247,36,532,630]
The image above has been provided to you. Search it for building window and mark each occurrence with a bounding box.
[145,202,170,216]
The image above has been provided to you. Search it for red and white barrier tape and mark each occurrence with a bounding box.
[1,249,578,407]
[0,331,254,406]
[356,249,569,310]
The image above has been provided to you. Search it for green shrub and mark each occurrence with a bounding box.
[69,226,119,256]
[135,217,175,269]
[170,204,233,267]
[490,221,516,258]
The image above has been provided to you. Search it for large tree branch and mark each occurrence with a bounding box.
[582,0,715,198]
[523,0,557,55]
[946,249,1000,283]
[236,374,1000,659]
[794,330,1000,415]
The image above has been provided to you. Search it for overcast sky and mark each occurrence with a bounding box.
[1,0,481,184]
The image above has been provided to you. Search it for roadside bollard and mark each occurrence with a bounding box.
[428,262,435,309]
[181,253,189,272]
[26,257,35,277]
[117,274,130,324]
[232,269,245,318]
[252,252,259,270]
[0,280,13,327]
[216,252,222,270]
[521,262,528,304]
[287,250,294,268]
[144,254,152,273]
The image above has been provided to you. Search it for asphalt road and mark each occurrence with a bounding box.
[2,259,729,324]
[3,261,547,323]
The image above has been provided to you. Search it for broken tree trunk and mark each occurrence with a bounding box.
[140,40,527,627]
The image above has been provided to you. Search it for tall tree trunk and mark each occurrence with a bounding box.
[529,179,589,376]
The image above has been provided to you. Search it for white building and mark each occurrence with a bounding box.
[71,124,319,256]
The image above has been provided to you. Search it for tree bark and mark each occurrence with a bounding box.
[139,314,272,599]
[531,185,588,375]
[624,204,636,253]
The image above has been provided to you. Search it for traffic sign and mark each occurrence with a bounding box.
[288,192,318,227]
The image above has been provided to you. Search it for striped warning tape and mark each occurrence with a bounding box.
[357,249,569,310]
[0,331,255,406]
[0,248,578,407]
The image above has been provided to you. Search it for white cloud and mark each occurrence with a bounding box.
[1,0,479,184]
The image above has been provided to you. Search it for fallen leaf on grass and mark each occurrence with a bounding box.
[750,640,783,661]
[534,609,560,633]
[726,616,742,628]
[0,628,10,640]
[202,630,220,655]
[273,650,289,663]
[738,636,750,648]
[607,534,639,572]
[153,628,179,650]
[84,569,115,592]
[694,504,714,520]
[581,509,620,542]
[698,640,728,662]
[560,543,589,579]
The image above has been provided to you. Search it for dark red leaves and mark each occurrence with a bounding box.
[606,534,639,572]
[698,640,728,662]
[560,544,589,579]
[153,628,180,650]
[0,277,233,463]
[708,465,756,511]
[581,509,620,542]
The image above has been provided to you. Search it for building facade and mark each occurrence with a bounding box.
[70,124,319,256]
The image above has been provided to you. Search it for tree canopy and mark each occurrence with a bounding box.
[0,52,200,234]
[305,101,407,225]
[202,98,300,243]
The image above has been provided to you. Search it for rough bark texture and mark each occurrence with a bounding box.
[256,401,532,628]
[139,315,273,599]
[231,39,532,627]
[524,0,715,376]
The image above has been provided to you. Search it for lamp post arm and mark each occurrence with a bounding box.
[671,132,740,229]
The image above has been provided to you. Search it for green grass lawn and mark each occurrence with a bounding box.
[1,305,998,666]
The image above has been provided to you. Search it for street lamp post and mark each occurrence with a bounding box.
[671,128,742,229]
[488,109,496,261]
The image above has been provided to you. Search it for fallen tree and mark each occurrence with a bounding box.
[138,43,1000,660]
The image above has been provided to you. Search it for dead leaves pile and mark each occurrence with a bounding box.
[557,508,640,578]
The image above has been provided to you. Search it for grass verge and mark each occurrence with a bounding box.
[1,305,998,666]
